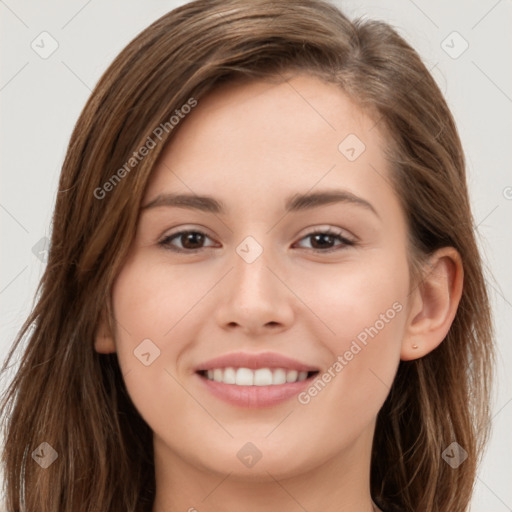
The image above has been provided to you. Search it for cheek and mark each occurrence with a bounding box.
[109,256,191,379]
[307,250,409,345]
[108,258,201,430]
[111,253,211,344]
[299,251,409,407]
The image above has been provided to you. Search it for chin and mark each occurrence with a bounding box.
[193,441,320,481]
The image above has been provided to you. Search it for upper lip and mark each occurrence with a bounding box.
[195,352,319,372]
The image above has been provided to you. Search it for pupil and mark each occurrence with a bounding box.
[183,232,204,249]
[312,233,333,249]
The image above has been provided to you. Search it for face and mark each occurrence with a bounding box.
[99,74,415,481]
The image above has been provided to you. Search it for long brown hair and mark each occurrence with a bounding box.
[0,1,494,510]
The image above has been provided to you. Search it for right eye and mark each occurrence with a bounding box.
[158,229,218,253]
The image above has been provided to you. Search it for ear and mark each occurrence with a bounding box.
[401,247,463,361]
[94,304,116,354]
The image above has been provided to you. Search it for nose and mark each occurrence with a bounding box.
[214,244,295,336]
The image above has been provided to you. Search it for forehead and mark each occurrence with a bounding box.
[145,74,392,205]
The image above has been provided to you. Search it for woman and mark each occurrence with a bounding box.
[0,1,494,511]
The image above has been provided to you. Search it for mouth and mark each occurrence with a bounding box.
[194,352,319,408]
[194,351,321,407]
[197,367,319,386]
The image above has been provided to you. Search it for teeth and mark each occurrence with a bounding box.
[223,367,236,384]
[272,368,287,385]
[286,370,298,382]
[253,368,272,386]
[203,367,311,385]
[236,368,254,386]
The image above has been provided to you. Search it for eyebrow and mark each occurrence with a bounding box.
[141,189,379,217]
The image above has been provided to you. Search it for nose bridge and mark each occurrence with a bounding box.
[231,236,277,302]
[214,233,294,332]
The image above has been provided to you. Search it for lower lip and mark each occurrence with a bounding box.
[197,373,315,408]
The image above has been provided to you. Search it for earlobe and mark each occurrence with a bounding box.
[400,247,463,361]
[94,306,116,354]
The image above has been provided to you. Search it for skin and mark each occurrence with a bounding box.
[95,73,463,512]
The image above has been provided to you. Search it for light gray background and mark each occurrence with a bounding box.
[1,1,511,510]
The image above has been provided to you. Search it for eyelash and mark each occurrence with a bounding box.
[158,227,356,254]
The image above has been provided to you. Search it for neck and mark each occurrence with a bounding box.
[151,422,378,512]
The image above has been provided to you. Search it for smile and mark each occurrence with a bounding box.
[199,367,316,385]
[194,352,321,408]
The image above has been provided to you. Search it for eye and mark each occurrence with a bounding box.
[158,229,217,252]
[294,227,355,252]
[158,227,355,254]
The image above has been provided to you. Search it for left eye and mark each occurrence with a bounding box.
[293,228,355,252]
[158,228,355,253]
[159,230,216,252]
